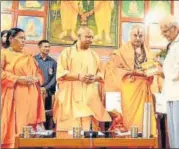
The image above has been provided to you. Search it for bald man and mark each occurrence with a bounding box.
[53,26,111,131]
[158,16,179,148]
[105,25,162,136]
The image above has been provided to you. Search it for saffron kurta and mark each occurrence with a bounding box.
[1,49,45,148]
[105,42,161,135]
[53,45,111,131]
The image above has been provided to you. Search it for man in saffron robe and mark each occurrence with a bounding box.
[105,25,162,136]
[53,26,111,131]
[1,28,45,148]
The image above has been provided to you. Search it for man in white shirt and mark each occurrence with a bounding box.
[159,15,179,148]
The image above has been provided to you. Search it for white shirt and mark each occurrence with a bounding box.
[162,33,179,101]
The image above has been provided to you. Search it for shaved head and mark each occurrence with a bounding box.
[77,26,94,49]
[77,26,93,38]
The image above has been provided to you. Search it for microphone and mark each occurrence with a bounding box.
[89,115,93,131]
[89,116,93,140]
[84,115,98,138]
[89,116,93,149]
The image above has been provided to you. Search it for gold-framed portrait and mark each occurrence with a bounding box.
[17,16,44,42]
[47,1,119,48]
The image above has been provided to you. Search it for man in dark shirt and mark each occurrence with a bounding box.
[34,40,57,130]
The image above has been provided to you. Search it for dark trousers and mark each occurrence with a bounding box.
[44,94,54,130]
[157,114,169,148]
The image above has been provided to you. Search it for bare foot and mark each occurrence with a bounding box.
[94,34,102,41]
[105,34,112,43]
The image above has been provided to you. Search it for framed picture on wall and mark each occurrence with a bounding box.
[149,0,171,23]
[149,23,168,48]
[47,1,119,48]
[122,0,144,19]
[1,13,13,30]
[121,22,144,44]
[1,1,13,12]
[17,16,44,42]
[18,0,45,11]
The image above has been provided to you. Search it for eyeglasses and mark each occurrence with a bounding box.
[161,25,174,35]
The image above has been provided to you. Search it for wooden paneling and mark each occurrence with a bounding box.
[15,136,158,148]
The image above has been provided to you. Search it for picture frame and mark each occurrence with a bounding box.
[1,1,13,12]
[1,13,13,30]
[18,1,45,11]
[47,1,119,48]
[17,16,44,42]
[149,0,171,23]
[122,0,144,19]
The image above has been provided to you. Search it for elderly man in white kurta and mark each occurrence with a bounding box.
[159,15,179,148]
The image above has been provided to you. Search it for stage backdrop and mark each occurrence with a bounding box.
[1,0,175,60]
